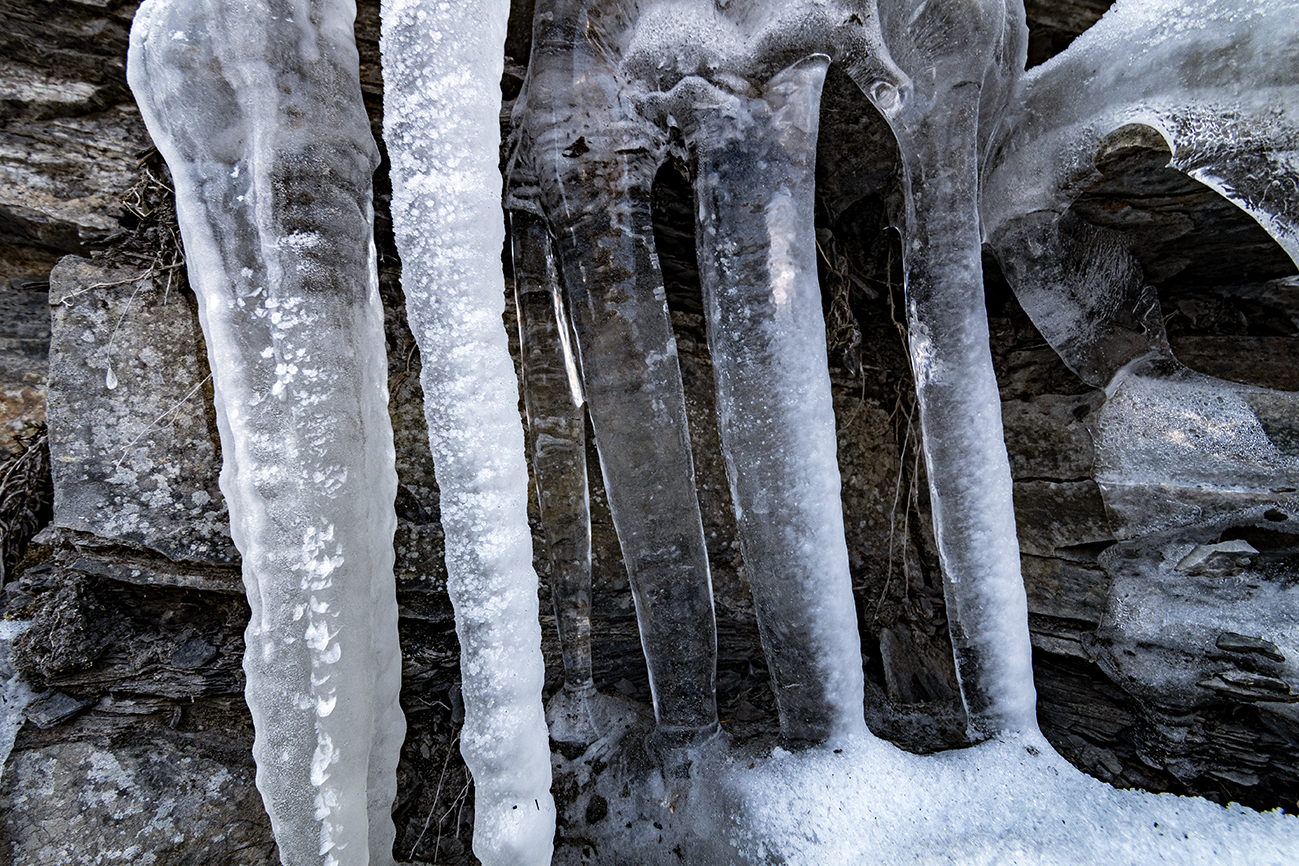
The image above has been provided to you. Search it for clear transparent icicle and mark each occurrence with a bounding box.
[691,57,865,744]
[379,2,555,865]
[508,0,908,749]
[509,0,722,746]
[874,0,1038,740]
[127,2,404,864]
[510,211,605,744]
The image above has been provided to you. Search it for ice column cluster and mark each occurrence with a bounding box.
[506,0,1036,748]
[509,0,1299,756]
[125,0,1299,862]
[128,2,405,864]
[506,0,914,749]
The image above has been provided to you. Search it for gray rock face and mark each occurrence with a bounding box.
[1,737,275,866]
[45,257,234,566]
[1,555,273,864]
[0,105,146,253]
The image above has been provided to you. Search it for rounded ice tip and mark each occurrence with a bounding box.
[869,79,906,114]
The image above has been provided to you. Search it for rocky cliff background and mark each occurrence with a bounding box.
[1,1,1297,864]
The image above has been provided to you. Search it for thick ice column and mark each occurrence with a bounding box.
[510,211,601,740]
[552,166,721,743]
[692,57,865,745]
[127,2,404,864]
[380,2,555,865]
[872,0,1037,740]
[512,0,721,745]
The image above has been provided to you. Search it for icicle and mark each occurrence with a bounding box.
[510,210,607,744]
[868,0,1038,740]
[127,2,404,864]
[691,55,865,744]
[379,2,555,864]
[509,0,722,748]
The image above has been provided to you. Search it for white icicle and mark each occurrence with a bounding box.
[127,2,405,864]
[379,2,556,865]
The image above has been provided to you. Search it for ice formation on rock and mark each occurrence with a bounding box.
[507,0,724,748]
[510,0,1299,860]
[380,2,556,865]
[126,0,1299,862]
[128,2,405,864]
[507,0,909,749]
[510,0,1299,754]
[688,55,868,743]
[982,0,1299,546]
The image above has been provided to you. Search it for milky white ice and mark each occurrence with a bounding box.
[380,2,556,866]
[128,2,405,864]
[675,732,1299,865]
